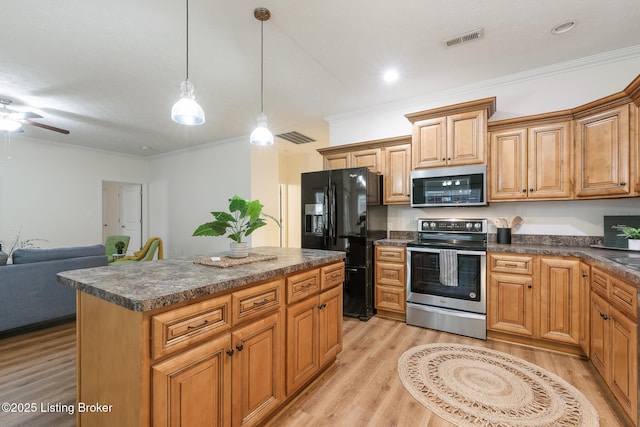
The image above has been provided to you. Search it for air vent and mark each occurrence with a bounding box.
[442,28,484,47]
[276,131,316,144]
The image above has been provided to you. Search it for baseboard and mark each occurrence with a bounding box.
[0,315,76,339]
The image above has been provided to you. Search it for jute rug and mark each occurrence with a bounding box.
[193,253,277,268]
[398,343,599,427]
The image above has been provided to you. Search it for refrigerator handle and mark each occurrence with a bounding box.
[330,184,337,245]
[323,186,329,247]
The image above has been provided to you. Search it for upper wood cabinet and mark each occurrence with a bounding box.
[405,97,496,169]
[318,135,412,205]
[384,143,411,204]
[488,117,572,201]
[574,104,631,198]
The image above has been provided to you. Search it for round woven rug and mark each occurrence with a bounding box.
[398,343,599,427]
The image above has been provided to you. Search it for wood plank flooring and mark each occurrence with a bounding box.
[0,317,629,426]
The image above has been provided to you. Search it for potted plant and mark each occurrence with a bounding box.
[193,195,280,258]
[618,227,640,251]
[115,240,126,255]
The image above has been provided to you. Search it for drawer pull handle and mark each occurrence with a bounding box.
[318,303,327,310]
[253,298,270,306]
[599,312,609,320]
[504,263,519,267]
[187,320,209,330]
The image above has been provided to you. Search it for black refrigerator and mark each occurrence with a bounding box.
[301,167,387,320]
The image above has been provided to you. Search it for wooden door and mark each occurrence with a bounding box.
[231,311,283,427]
[384,143,411,204]
[633,103,640,194]
[538,257,580,345]
[285,297,318,395]
[323,153,349,170]
[488,273,534,337]
[575,104,630,198]
[609,305,638,423]
[527,122,572,199]
[447,109,486,166]
[578,263,591,356]
[590,292,609,382]
[318,285,343,368]
[489,128,527,200]
[412,116,446,169]
[350,148,383,174]
[152,334,232,427]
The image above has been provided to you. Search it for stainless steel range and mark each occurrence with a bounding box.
[406,218,487,340]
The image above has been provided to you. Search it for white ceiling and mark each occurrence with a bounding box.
[2,0,640,156]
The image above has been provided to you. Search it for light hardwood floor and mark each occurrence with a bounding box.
[0,317,629,426]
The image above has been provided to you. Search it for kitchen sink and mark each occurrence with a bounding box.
[604,255,640,270]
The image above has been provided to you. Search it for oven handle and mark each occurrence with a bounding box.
[406,246,486,256]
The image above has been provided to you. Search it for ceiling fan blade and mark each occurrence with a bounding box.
[15,111,43,119]
[22,119,70,134]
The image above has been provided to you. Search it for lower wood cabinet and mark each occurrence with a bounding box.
[590,268,638,425]
[374,245,406,321]
[487,253,582,352]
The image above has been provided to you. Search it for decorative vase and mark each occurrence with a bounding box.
[628,239,640,251]
[229,242,249,258]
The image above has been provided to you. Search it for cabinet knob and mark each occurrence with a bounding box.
[236,343,244,352]
[582,274,588,278]
[620,182,627,186]
[441,158,446,161]
[527,285,532,289]
[599,312,609,320]
[226,349,234,356]
[522,189,527,193]
[529,188,534,192]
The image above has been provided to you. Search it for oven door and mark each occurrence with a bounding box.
[406,246,486,314]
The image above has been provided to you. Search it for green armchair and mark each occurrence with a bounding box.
[104,235,131,263]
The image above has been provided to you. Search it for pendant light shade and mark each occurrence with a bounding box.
[250,7,273,146]
[172,80,205,125]
[171,0,205,126]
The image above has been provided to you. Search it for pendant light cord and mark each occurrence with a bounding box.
[185,0,190,81]
[260,19,264,114]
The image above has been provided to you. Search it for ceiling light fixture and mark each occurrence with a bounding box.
[0,118,22,132]
[383,69,399,83]
[171,0,205,125]
[551,20,577,34]
[250,7,274,146]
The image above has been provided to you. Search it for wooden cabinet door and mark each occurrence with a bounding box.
[384,143,411,204]
[323,153,349,170]
[632,103,640,194]
[609,305,638,422]
[538,257,580,345]
[231,311,283,427]
[527,122,572,199]
[488,273,534,337]
[575,104,630,198]
[152,334,232,427]
[412,116,446,169]
[578,263,591,356]
[590,291,610,382]
[286,297,319,395]
[350,148,383,174]
[447,109,486,166]
[489,128,527,200]
[318,285,343,368]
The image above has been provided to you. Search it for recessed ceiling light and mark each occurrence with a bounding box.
[383,69,399,84]
[551,20,577,34]
[140,145,150,150]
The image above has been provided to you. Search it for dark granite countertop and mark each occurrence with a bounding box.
[57,247,345,312]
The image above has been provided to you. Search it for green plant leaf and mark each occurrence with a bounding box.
[229,196,248,217]
[212,211,235,223]
[193,221,229,237]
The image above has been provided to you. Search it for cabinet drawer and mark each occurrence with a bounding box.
[287,269,320,303]
[489,254,534,275]
[320,262,344,291]
[232,279,283,325]
[375,285,405,313]
[591,267,609,296]
[152,294,231,359]
[375,246,406,263]
[375,262,405,288]
[610,276,637,320]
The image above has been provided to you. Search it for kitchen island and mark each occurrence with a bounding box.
[58,247,345,427]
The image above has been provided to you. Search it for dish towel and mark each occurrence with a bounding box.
[439,249,458,287]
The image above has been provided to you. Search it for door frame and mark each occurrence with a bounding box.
[101,179,147,252]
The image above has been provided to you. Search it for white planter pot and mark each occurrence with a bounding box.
[628,239,640,251]
[229,242,249,258]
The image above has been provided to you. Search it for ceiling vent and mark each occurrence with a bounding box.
[276,131,316,144]
[442,28,484,48]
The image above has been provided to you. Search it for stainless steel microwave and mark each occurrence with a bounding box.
[411,165,487,207]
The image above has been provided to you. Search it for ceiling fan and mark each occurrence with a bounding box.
[0,99,70,134]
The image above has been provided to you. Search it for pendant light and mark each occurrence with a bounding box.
[250,7,274,146]
[171,0,205,125]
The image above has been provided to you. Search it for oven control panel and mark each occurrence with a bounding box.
[417,218,487,233]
